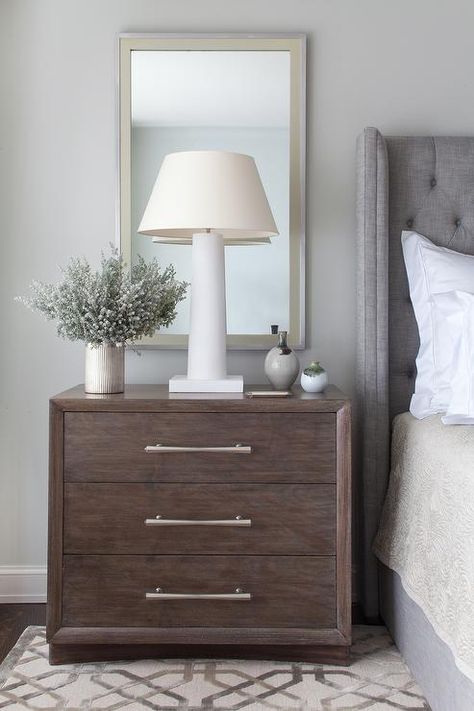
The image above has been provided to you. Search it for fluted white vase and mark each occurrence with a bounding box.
[85,344,125,394]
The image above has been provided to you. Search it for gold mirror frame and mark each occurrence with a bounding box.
[118,33,306,349]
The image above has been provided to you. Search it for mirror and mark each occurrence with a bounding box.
[119,34,306,348]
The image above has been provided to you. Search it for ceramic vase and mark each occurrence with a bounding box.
[264,330,300,390]
[85,343,125,394]
[300,360,328,393]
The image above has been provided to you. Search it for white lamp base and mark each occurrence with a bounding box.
[169,375,244,393]
[171,231,243,393]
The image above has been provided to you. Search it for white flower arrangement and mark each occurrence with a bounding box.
[17,246,188,346]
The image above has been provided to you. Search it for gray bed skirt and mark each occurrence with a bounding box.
[380,563,474,711]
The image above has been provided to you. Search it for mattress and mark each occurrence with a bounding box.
[373,412,474,682]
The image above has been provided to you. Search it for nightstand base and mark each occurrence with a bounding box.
[49,641,350,666]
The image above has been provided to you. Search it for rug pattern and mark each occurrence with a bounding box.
[0,626,429,710]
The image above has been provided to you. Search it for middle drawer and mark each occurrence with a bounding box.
[64,483,336,555]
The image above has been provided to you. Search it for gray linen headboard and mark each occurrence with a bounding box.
[356,127,474,619]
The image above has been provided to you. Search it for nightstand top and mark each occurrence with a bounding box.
[51,384,350,413]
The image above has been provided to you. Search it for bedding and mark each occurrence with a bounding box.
[432,290,474,424]
[373,411,474,682]
[401,231,474,419]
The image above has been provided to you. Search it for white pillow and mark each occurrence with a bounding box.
[432,291,474,425]
[402,231,474,418]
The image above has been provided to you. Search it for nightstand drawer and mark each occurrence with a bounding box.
[64,412,336,483]
[64,483,336,555]
[62,555,336,629]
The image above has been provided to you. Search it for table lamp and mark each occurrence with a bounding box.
[138,150,278,392]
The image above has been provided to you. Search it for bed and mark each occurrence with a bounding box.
[356,128,474,710]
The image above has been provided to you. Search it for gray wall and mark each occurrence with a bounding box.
[2,0,474,568]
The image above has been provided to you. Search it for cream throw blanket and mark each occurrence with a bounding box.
[373,412,474,682]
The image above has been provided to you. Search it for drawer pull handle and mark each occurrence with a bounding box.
[145,515,252,527]
[144,443,252,454]
[146,587,252,600]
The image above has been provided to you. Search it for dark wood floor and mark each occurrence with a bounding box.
[0,604,46,663]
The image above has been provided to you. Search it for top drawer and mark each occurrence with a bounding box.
[64,412,335,483]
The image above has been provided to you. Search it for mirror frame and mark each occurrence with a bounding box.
[118,33,306,349]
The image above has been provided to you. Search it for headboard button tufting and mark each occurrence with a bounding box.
[455,218,461,227]
[406,218,414,228]
[431,178,437,187]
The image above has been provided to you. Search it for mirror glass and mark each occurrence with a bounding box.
[120,36,305,348]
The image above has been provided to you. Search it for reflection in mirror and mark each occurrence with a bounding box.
[120,36,305,348]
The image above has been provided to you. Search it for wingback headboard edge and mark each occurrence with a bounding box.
[356,126,474,618]
[356,127,390,619]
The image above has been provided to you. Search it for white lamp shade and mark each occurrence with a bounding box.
[138,150,278,240]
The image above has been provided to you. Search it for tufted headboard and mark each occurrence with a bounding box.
[356,127,474,618]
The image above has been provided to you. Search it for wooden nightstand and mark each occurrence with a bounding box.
[47,385,351,664]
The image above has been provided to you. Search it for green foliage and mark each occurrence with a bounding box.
[17,246,188,346]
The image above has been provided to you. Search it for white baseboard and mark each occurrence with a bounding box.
[0,566,47,603]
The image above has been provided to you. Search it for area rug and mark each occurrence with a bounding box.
[0,626,429,710]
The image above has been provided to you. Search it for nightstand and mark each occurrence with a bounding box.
[47,385,351,664]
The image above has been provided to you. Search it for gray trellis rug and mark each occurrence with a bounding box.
[0,626,429,710]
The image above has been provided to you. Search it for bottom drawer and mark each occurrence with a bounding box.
[62,555,336,629]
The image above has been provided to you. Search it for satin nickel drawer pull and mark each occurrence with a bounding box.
[144,443,252,454]
[146,587,252,600]
[145,515,251,527]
